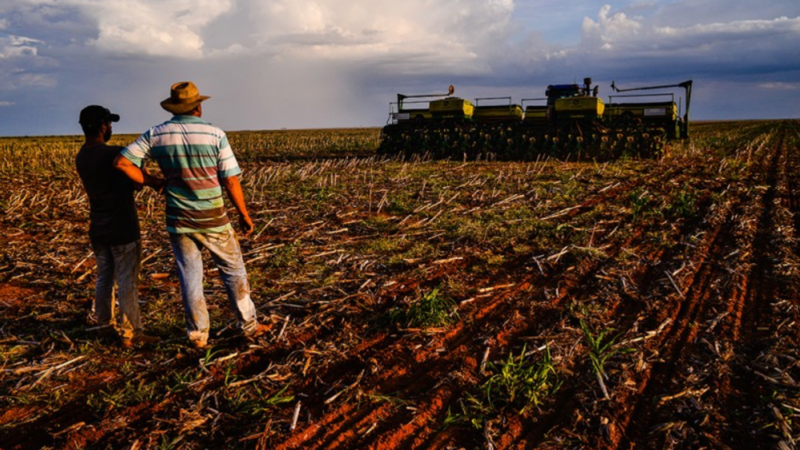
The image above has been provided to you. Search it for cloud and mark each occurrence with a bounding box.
[1,0,800,135]
[581,5,800,53]
[4,0,515,67]
[86,0,234,57]
[0,101,14,106]
[205,0,517,78]
[649,0,800,28]
[759,82,800,90]
[570,5,800,85]
[1,0,234,58]
[0,35,43,58]
[0,33,55,90]
[653,16,800,46]
[581,4,642,50]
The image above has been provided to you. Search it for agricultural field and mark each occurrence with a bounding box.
[1,120,799,449]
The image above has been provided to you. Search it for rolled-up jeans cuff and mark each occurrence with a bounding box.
[188,330,208,342]
[119,328,135,340]
[241,318,258,335]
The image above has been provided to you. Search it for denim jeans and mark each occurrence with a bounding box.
[91,239,143,339]
[169,229,257,341]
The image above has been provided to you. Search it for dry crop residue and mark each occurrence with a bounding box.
[1,121,799,449]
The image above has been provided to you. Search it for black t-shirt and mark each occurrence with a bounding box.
[75,144,140,245]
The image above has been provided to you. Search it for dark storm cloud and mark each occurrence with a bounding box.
[0,0,798,136]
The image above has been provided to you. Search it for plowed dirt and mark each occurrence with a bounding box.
[1,120,798,449]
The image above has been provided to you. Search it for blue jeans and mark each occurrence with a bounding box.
[92,239,143,339]
[169,229,257,341]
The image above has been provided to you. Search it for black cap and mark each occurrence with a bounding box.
[79,105,120,126]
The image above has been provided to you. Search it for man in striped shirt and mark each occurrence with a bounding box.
[114,81,269,349]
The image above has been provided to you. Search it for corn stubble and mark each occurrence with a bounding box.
[1,121,799,450]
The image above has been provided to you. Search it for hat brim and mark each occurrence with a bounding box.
[107,113,120,123]
[160,95,210,114]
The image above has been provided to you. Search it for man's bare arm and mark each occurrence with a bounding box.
[220,175,254,235]
[114,155,165,189]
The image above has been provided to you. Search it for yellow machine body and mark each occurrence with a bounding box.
[473,104,523,123]
[555,96,605,119]
[429,97,474,119]
[605,101,677,122]
[394,108,431,123]
[524,106,548,125]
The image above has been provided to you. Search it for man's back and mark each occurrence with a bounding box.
[76,144,140,245]
[121,115,242,234]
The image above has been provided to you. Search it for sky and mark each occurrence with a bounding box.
[0,0,799,136]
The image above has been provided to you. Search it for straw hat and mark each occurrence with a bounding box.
[160,81,210,114]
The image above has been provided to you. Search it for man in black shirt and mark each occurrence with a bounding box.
[76,105,163,348]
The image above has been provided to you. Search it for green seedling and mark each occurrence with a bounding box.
[666,188,698,221]
[248,383,295,415]
[389,288,459,328]
[580,319,634,399]
[454,345,561,430]
[630,188,651,223]
[483,344,560,414]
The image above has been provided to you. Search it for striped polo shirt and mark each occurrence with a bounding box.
[121,115,242,234]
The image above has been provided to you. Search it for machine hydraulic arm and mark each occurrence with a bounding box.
[611,80,693,139]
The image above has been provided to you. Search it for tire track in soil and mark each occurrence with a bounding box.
[616,127,787,450]
[374,168,729,450]
[491,153,736,448]
[608,129,783,450]
[707,125,796,449]
[718,125,794,449]
[730,127,786,339]
[689,125,795,450]
[784,121,800,257]
[271,169,689,449]
[507,179,734,448]
[779,121,800,349]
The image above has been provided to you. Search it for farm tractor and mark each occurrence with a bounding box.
[379,78,693,160]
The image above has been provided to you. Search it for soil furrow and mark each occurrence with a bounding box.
[624,127,786,449]
[608,135,780,449]
[349,167,713,448]
[267,167,685,448]
[274,221,647,448]
[719,127,790,449]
